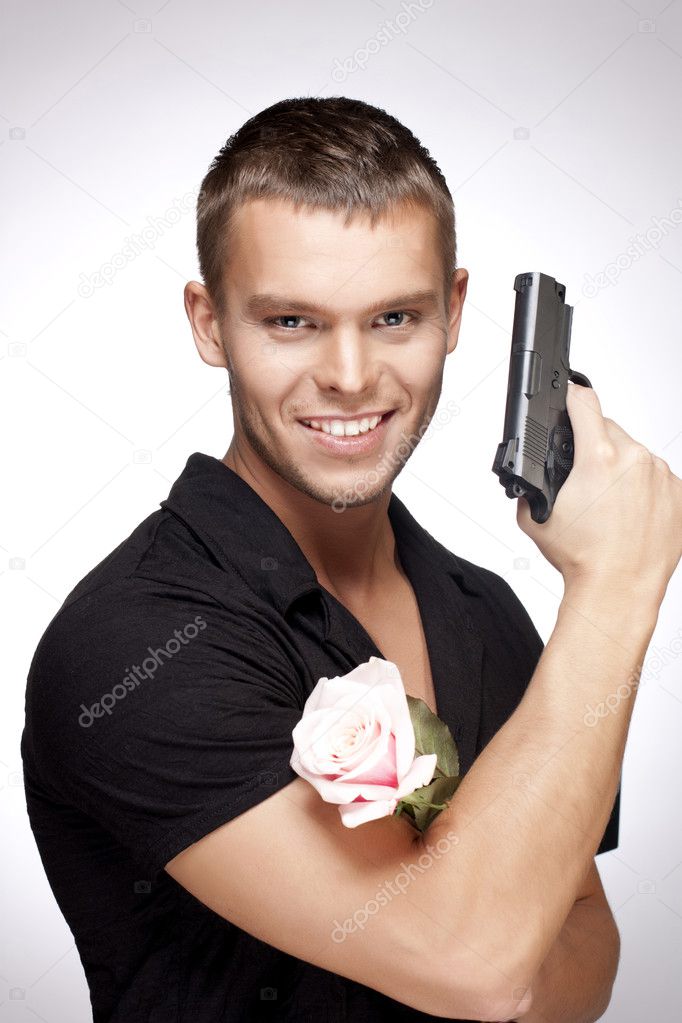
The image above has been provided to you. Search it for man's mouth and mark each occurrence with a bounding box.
[296,409,397,456]
[298,410,395,437]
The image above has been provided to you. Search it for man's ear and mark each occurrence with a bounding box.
[446,268,468,356]
[184,280,229,369]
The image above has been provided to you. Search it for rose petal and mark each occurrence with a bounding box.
[292,702,385,775]
[338,796,398,828]
[293,686,399,778]
[393,752,438,798]
[343,731,398,788]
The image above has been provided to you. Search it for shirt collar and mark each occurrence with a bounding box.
[159,451,485,614]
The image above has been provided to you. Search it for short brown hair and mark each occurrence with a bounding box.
[196,96,456,320]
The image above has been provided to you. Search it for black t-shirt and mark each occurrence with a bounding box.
[21,452,619,1022]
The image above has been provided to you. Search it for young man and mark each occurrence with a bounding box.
[22,97,681,1022]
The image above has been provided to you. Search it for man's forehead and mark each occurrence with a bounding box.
[226,197,443,302]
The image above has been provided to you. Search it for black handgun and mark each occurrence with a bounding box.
[492,272,592,524]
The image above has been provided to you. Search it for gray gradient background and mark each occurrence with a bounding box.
[2,0,682,1019]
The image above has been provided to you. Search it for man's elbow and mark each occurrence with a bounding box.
[424,945,534,1022]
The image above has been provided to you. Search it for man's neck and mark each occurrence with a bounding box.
[222,446,401,604]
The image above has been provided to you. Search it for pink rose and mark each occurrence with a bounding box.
[290,656,438,828]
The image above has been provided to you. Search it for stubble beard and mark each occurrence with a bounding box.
[227,366,438,510]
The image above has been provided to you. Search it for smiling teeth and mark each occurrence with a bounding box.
[302,414,383,436]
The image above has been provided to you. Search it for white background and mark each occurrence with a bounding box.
[2,0,682,1019]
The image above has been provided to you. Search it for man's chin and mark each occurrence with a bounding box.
[297,471,395,512]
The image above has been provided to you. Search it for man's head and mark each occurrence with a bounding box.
[185,96,468,511]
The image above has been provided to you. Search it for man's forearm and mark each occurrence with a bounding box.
[415,578,657,1016]
[519,892,620,1023]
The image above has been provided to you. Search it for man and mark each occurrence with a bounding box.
[22,97,681,1022]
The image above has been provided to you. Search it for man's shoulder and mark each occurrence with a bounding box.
[26,506,270,702]
[22,510,289,781]
[55,508,211,614]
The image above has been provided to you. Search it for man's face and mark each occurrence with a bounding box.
[213,197,466,509]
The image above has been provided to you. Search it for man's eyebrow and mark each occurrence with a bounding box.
[244,289,441,318]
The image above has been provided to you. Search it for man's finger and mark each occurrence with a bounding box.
[566,382,609,463]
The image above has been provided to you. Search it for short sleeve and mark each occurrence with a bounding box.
[24,587,306,878]
[473,569,619,855]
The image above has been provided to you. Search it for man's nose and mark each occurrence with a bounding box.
[311,324,380,395]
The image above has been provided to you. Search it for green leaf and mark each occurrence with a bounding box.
[406,695,460,780]
[390,698,463,833]
[396,774,461,832]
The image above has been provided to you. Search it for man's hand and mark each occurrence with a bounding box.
[517,380,682,603]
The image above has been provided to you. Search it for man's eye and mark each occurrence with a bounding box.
[378,311,413,327]
[268,315,308,330]
[266,311,415,331]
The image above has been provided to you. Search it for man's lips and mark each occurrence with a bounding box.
[297,409,396,454]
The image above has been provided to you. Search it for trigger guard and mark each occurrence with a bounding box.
[568,370,592,388]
